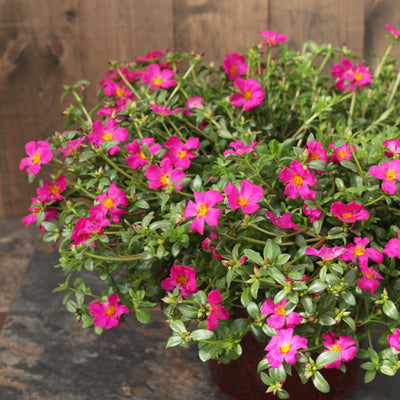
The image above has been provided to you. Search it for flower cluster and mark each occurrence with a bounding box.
[20,26,400,398]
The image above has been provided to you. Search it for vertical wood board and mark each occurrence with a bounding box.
[0,0,174,217]
[173,0,269,65]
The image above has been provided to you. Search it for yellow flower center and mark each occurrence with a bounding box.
[49,185,60,195]
[309,153,320,161]
[329,343,342,353]
[32,153,41,164]
[337,149,348,159]
[292,174,304,186]
[139,149,146,160]
[176,274,189,285]
[153,77,163,86]
[279,342,291,354]
[115,88,125,97]
[354,245,365,256]
[276,304,286,317]
[243,89,253,100]
[268,38,276,44]
[342,212,354,220]
[105,304,116,317]
[102,132,114,141]
[229,65,238,76]
[354,72,363,81]
[159,173,170,185]
[196,203,209,217]
[102,196,115,210]
[236,196,249,207]
[385,169,397,181]
[178,149,187,159]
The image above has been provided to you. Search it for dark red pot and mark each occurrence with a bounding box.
[209,332,360,400]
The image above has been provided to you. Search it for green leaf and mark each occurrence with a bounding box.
[383,300,399,320]
[170,319,187,333]
[241,287,252,307]
[316,350,339,368]
[312,371,330,393]
[244,249,264,265]
[264,239,281,260]
[166,335,183,348]
[250,280,260,298]
[247,302,260,319]
[301,296,314,314]
[135,309,152,324]
[380,365,395,376]
[364,370,376,384]
[340,160,358,173]
[341,291,356,306]
[190,329,215,341]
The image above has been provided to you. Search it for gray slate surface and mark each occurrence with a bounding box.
[0,246,399,399]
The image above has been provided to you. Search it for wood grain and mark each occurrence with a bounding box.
[173,0,269,65]
[0,0,173,217]
[269,0,365,57]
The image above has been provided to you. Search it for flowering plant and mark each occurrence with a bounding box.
[20,26,400,398]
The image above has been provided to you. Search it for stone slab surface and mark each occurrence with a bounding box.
[1,241,400,399]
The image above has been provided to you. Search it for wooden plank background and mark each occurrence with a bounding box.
[1,0,400,217]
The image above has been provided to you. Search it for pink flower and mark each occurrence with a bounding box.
[265,328,308,368]
[385,24,400,38]
[329,142,355,163]
[332,58,373,92]
[304,141,328,171]
[206,289,229,330]
[266,211,300,231]
[37,174,67,202]
[223,140,258,156]
[383,138,400,158]
[99,66,139,86]
[70,209,111,246]
[340,237,383,268]
[161,265,198,297]
[141,64,176,90]
[164,136,199,169]
[369,160,400,194]
[183,96,204,116]
[136,50,165,63]
[183,190,224,235]
[357,264,383,294]
[305,245,346,260]
[91,183,128,223]
[230,78,265,111]
[88,294,129,329]
[330,201,370,223]
[223,52,248,81]
[150,104,181,115]
[19,141,53,175]
[224,179,264,214]
[383,231,400,258]
[145,158,185,191]
[58,137,86,157]
[261,299,302,329]
[259,30,287,46]
[22,197,57,231]
[322,333,358,369]
[303,204,322,224]
[103,80,135,105]
[388,328,400,350]
[202,233,224,261]
[125,138,162,170]
[89,118,128,155]
[279,160,317,200]
[96,104,125,117]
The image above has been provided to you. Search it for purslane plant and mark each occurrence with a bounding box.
[19,25,400,397]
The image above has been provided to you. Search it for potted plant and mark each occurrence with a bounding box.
[19,25,400,399]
